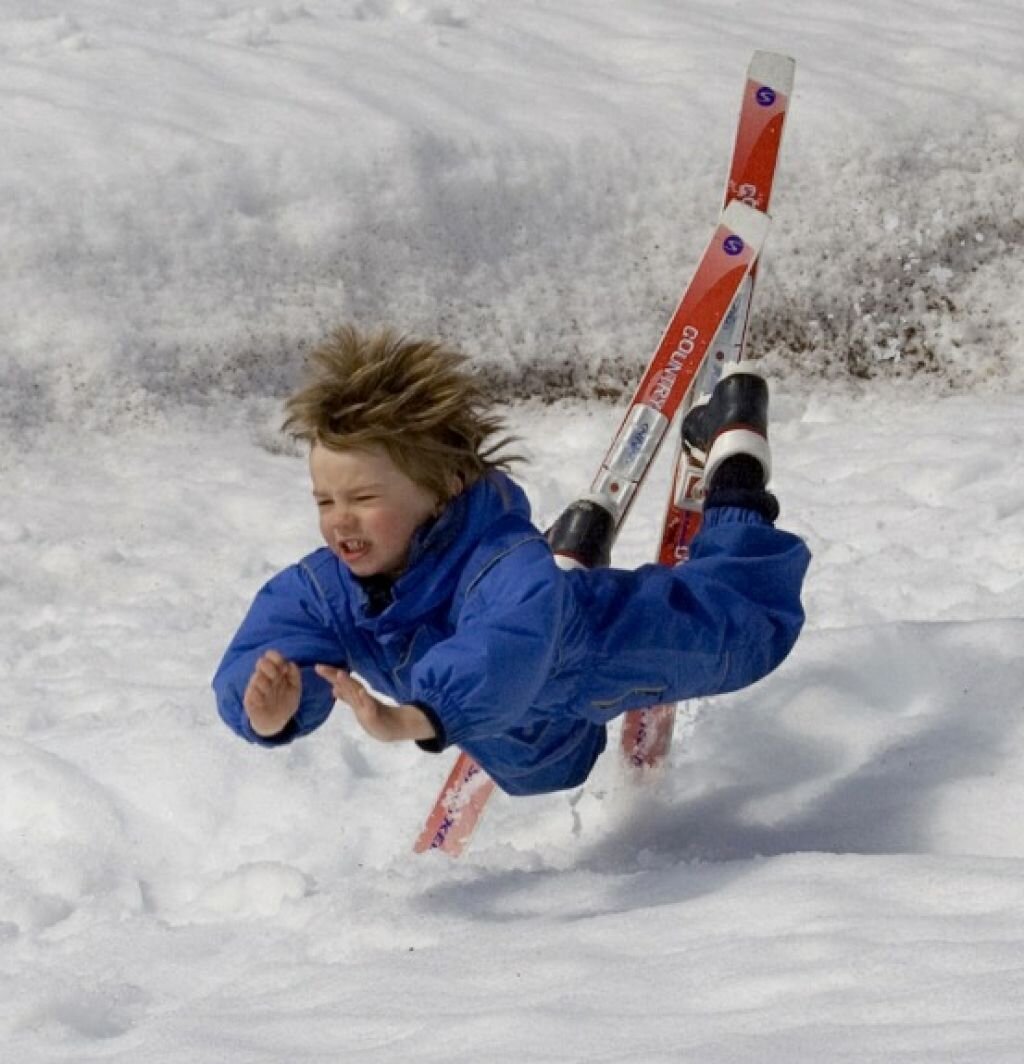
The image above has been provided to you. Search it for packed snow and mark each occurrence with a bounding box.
[2,1,1024,1061]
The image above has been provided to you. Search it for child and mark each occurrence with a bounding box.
[213,326,810,796]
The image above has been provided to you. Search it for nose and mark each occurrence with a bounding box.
[323,506,357,541]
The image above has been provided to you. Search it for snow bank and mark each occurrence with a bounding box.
[2,0,1023,434]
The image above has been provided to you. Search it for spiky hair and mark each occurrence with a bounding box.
[282,325,520,500]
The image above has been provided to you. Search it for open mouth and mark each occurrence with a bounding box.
[338,538,371,562]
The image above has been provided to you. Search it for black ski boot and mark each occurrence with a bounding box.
[546,497,616,570]
[681,364,779,521]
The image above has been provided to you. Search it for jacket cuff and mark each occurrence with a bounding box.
[413,701,448,753]
[704,486,779,523]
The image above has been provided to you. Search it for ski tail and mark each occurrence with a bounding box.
[576,201,769,534]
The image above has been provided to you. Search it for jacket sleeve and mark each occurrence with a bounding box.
[408,537,564,748]
[212,561,346,747]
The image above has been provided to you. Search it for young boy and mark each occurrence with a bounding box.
[213,326,809,796]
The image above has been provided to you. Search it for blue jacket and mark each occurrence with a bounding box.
[213,472,809,795]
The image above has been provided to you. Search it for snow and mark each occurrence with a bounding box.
[2,0,1024,1060]
[3,0,1023,419]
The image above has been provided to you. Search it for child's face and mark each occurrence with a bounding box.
[310,442,441,578]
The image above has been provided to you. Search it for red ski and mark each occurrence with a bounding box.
[621,50,796,772]
[415,199,771,856]
[413,755,495,856]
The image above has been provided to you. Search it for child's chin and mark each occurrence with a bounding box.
[342,555,394,579]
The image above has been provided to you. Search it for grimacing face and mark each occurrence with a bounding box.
[309,442,442,578]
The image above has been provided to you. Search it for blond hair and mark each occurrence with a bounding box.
[283,326,520,501]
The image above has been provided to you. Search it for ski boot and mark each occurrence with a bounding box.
[681,363,778,521]
[546,496,616,570]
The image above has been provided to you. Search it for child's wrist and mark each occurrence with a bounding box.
[247,708,296,738]
[393,703,438,742]
[244,703,299,741]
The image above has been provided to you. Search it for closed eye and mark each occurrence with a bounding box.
[314,496,377,507]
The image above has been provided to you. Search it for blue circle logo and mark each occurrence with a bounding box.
[723,235,745,256]
[756,86,776,107]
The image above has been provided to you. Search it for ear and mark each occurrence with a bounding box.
[445,472,464,499]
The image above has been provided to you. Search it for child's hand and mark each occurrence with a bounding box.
[243,650,301,737]
[315,665,437,743]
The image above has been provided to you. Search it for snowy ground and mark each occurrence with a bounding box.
[3,0,1024,1061]
[4,394,1024,1061]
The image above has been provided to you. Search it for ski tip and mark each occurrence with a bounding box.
[721,200,771,250]
[748,51,795,96]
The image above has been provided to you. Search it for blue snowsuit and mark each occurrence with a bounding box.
[213,472,809,796]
